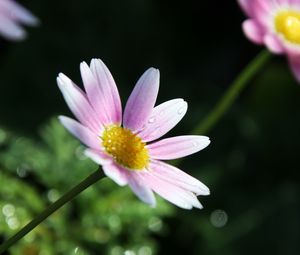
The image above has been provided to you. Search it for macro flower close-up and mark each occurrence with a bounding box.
[57,59,210,209]
[239,0,300,81]
[0,0,38,41]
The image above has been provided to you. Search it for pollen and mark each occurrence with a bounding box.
[101,125,149,170]
[275,10,300,44]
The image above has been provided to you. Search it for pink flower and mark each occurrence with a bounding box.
[57,59,210,209]
[0,0,39,41]
[238,0,300,81]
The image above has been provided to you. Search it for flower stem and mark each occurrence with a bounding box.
[0,169,105,254]
[193,50,272,135]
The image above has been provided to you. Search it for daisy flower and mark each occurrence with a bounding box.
[57,59,210,209]
[0,0,39,41]
[238,0,300,81]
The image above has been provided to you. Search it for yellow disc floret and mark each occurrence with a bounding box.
[275,10,300,44]
[101,125,149,170]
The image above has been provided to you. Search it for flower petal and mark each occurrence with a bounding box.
[84,148,112,165]
[138,99,187,142]
[149,160,210,196]
[289,56,300,83]
[125,171,156,206]
[57,73,103,134]
[102,162,128,186]
[88,59,122,125]
[242,19,265,44]
[252,0,275,26]
[238,0,253,17]
[140,170,203,209]
[148,135,210,160]
[0,0,39,26]
[264,34,284,54]
[80,62,112,125]
[0,15,26,41]
[59,116,100,149]
[123,68,160,131]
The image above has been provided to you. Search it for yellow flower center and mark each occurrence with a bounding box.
[275,10,300,44]
[101,125,149,170]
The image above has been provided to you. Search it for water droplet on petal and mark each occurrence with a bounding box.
[177,106,185,115]
[192,141,199,147]
[148,116,156,124]
[159,110,165,116]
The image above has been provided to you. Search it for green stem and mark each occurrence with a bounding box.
[0,169,105,254]
[193,50,272,135]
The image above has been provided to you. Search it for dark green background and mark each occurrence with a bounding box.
[0,0,300,254]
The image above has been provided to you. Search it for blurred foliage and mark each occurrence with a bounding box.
[0,119,173,254]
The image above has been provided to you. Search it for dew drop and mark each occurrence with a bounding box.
[148,116,156,124]
[159,110,165,116]
[192,141,199,147]
[177,106,185,115]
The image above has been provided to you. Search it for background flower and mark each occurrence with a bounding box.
[0,0,39,41]
[239,0,300,81]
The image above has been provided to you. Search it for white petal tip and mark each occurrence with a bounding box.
[90,58,104,67]
[145,67,160,78]
[194,203,204,210]
[80,61,89,68]
[197,187,210,196]
[57,115,65,122]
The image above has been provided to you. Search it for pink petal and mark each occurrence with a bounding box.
[88,59,122,125]
[288,56,300,83]
[125,171,156,206]
[289,0,300,7]
[148,135,210,160]
[252,0,274,26]
[102,162,128,186]
[84,148,112,165]
[140,170,203,209]
[149,160,210,196]
[123,68,160,131]
[138,99,187,142]
[238,0,253,17]
[264,34,284,54]
[59,116,100,149]
[242,19,265,44]
[80,62,113,126]
[283,41,300,57]
[0,15,26,41]
[57,73,103,134]
[0,0,39,26]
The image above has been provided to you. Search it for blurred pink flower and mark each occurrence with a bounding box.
[57,59,210,209]
[0,0,39,41]
[238,0,300,81]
